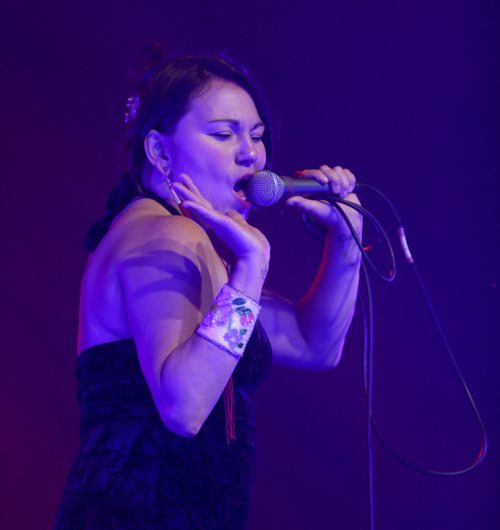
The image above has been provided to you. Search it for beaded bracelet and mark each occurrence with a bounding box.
[195,283,261,359]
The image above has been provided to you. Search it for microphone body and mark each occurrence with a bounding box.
[245,170,340,207]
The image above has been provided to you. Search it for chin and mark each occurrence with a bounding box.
[217,196,251,217]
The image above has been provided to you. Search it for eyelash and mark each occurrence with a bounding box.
[211,132,263,142]
[211,133,232,140]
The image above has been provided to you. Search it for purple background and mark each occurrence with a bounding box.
[2,0,499,528]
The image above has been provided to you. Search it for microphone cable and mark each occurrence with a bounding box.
[299,184,488,529]
[300,189,396,282]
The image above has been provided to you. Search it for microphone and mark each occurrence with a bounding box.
[244,170,352,207]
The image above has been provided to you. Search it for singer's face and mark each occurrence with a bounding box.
[162,78,267,214]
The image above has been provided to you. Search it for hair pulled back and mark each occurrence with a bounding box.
[84,48,273,252]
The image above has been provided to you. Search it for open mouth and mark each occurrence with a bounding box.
[233,175,252,195]
[233,175,253,207]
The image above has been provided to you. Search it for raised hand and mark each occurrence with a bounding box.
[286,165,362,241]
[171,173,270,266]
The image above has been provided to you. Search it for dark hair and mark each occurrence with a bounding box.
[84,49,273,252]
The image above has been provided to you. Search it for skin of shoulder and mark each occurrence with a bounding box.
[112,198,208,251]
[110,198,229,391]
[112,199,226,312]
[78,198,224,349]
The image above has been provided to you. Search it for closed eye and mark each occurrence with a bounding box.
[211,132,233,140]
[210,130,264,143]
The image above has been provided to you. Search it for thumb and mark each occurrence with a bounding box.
[286,196,340,223]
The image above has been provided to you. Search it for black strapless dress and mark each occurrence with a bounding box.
[54,320,272,530]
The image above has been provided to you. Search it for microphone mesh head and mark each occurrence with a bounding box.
[245,170,285,207]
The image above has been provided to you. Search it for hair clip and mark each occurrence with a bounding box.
[124,95,140,123]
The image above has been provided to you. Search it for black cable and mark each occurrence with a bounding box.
[360,261,376,530]
[301,194,397,282]
[358,185,488,475]
[301,186,488,476]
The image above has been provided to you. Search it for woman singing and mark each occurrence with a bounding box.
[55,50,362,529]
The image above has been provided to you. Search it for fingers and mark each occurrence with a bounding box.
[176,173,203,198]
[287,162,362,233]
[296,169,329,185]
[299,165,356,199]
[181,200,227,231]
[182,199,216,217]
[343,168,356,192]
[286,196,340,225]
[226,210,248,225]
[181,201,247,230]
[172,174,212,209]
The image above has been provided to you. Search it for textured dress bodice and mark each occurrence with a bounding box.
[54,320,272,530]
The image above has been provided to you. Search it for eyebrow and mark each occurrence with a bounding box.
[206,119,265,130]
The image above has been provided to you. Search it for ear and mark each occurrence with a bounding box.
[144,129,170,175]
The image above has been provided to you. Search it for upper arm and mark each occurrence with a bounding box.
[116,214,225,399]
[259,290,343,370]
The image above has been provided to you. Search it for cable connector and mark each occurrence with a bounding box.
[397,226,414,264]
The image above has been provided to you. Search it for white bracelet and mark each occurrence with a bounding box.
[195,284,261,359]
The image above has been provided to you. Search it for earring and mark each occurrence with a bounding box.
[158,160,172,183]
[160,169,171,183]
[157,163,182,206]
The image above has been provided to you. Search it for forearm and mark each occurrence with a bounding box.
[158,257,267,436]
[159,333,238,437]
[295,232,361,366]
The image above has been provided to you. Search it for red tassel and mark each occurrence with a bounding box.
[223,376,236,444]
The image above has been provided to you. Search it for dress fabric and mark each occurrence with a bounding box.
[54,321,272,530]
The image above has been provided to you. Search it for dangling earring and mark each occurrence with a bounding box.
[159,166,172,183]
[157,157,172,184]
[158,163,182,206]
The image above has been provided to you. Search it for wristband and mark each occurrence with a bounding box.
[196,283,261,359]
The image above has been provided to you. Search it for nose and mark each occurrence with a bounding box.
[235,136,258,167]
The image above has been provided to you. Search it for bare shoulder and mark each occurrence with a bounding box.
[108,198,226,298]
[111,198,213,258]
[110,198,227,312]
[108,198,228,385]
[78,198,223,351]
